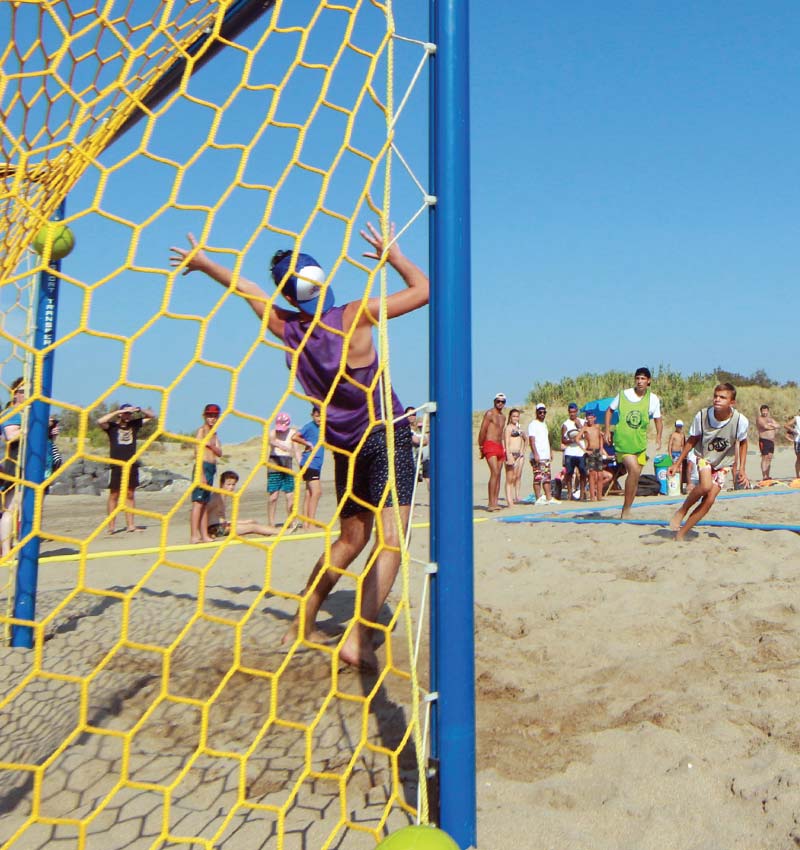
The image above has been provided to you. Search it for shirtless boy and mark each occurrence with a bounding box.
[190,403,223,543]
[478,393,507,510]
[668,419,687,491]
[576,411,605,501]
[756,405,779,480]
[206,470,280,538]
[668,383,749,541]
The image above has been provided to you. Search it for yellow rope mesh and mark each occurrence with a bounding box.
[0,1,433,847]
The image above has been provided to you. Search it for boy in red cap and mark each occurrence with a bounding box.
[190,403,223,543]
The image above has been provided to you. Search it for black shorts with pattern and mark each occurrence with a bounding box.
[335,424,415,519]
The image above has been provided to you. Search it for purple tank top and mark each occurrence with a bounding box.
[282,305,404,450]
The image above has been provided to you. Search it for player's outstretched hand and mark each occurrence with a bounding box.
[169,233,209,275]
[360,221,401,265]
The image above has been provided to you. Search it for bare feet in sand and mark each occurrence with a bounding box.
[669,510,684,532]
[338,637,378,674]
[280,621,343,648]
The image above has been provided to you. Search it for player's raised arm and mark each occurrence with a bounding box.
[169,233,274,322]
[357,223,429,325]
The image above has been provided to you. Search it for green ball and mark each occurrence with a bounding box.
[377,825,460,850]
[32,224,75,261]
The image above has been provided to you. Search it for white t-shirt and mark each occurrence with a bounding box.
[561,417,585,457]
[689,409,749,442]
[527,419,551,461]
[608,388,662,419]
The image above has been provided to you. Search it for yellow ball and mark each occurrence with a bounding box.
[377,825,460,850]
[32,224,75,261]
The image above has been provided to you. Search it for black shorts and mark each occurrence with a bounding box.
[585,449,603,472]
[303,467,321,482]
[109,462,140,492]
[759,438,775,456]
[564,455,586,476]
[334,425,415,519]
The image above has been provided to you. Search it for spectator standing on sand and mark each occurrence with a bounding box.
[504,408,526,505]
[190,403,223,543]
[268,412,301,527]
[756,405,779,481]
[405,406,430,493]
[292,407,325,529]
[668,420,687,492]
[576,412,605,502]
[0,378,25,557]
[528,403,558,505]
[478,393,507,510]
[98,402,157,534]
[561,403,586,501]
[785,409,800,478]
[604,367,663,519]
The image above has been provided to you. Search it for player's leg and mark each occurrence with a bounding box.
[671,465,712,531]
[676,476,720,540]
[338,503,412,672]
[282,510,374,646]
[620,453,643,518]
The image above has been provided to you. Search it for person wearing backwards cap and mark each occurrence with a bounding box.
[170,223,428,672]
[98,401,157,534]
[189,403,224,543]
[477,393,508,511]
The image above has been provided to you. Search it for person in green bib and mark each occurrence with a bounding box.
[604,366,663,518]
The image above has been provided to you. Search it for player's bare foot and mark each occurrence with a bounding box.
[620,509,633,520]
[338,638,379,674]
[669,510,683,532]
[281,619,341,648]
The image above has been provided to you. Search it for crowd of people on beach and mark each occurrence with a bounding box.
[479,368,800,541]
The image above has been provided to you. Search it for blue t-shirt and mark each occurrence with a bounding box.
[299,421,324,471]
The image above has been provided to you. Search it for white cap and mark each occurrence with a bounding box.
[676,419,684,426]
[535,403,546,411]
[494,392,507,401]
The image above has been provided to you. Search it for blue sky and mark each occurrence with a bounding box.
[470,1,800,408]
[5,1,800,439]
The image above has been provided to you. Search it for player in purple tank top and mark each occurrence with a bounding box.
[170,223,429,672]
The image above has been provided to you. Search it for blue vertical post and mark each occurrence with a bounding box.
[429,1,475,847]
[11,202,65,647]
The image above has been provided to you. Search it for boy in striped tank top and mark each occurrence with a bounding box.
[668,383,749,541]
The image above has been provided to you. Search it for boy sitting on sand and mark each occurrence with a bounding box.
[207,470,280,538]
[668,383,749,541]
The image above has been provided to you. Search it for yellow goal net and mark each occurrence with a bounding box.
[0,1,436,847]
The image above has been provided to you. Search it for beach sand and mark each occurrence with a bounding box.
[1,442,799,848]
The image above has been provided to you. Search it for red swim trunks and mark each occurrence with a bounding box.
[481,440,506,461]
